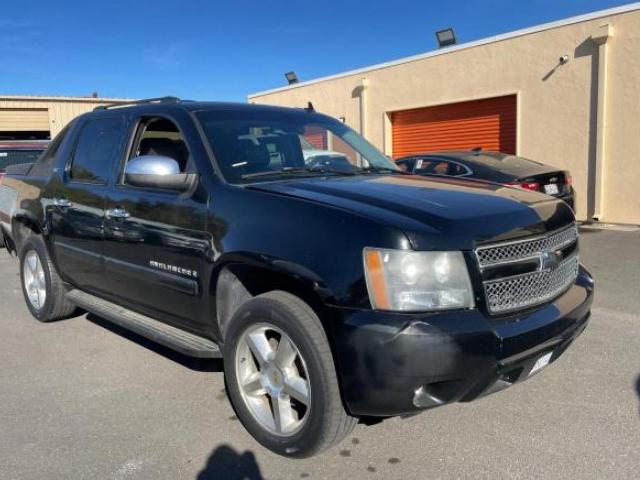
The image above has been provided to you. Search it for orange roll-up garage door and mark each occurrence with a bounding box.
[303,126,327,149]
[391,95,517,158]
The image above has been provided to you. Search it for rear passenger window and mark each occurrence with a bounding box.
[415,159,450,176]
[395,159,415,172]
[30,123,72,176]
[70,117,123,184]
[450,163,469,176]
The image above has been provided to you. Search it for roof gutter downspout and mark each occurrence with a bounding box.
[359,77,370,138]
[591,23,613,221]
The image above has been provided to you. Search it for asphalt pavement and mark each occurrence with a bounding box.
[0,227,638,479]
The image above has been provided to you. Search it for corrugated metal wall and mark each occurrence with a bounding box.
[0,108,49,131]
[0,97,128,136]
[391,95,517,158]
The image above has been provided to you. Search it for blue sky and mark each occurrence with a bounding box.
[0,0,632,101]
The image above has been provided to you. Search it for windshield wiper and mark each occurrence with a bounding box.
[360,166,409,175]
[241,166,356,180]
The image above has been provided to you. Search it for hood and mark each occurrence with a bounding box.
[249,174,575,250]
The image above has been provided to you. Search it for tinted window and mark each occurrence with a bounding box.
[70,118,123,184]
[30,124,72,176]
[415,158,451,176]
[449,163,469,176]
[395,159,415,172]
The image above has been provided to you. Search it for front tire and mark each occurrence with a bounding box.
[19,236,78,322]
[224,291,357,458]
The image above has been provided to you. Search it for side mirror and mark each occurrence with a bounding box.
[124,155,197,192]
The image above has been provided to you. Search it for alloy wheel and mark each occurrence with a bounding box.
[235,323,311,436]
[23,250,46,311]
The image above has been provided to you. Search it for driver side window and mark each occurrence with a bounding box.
[124,117,192,184]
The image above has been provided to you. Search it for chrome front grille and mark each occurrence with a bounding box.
[484,254,579,313]
[476,225,578,268]
[475,225,579,314]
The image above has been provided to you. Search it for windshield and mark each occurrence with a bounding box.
[299,136,316,150]
[196,109,398,183]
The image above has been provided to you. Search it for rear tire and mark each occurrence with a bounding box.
[224,291,357,458]
[19,236,79,322]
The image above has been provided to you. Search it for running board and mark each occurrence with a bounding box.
[66,289,221,358]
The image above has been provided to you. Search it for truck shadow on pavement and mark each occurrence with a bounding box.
[197,445,263,480]
[85,313,224,372]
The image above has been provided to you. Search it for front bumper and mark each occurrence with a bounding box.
[329,265,594,417]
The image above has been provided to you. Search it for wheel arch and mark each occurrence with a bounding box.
[212,258,336,344]
[11,212,43,253]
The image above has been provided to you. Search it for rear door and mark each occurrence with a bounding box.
[50,115,125,294]
[102,113,210,330]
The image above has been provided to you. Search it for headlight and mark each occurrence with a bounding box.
[363,248,475,311]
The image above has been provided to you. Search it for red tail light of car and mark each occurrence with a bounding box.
[565,172,572,185]
[503,180,540,191]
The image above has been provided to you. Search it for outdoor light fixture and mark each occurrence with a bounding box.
[285,71,299,85]
[436,28,457,48]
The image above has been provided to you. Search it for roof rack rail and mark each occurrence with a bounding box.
[94,96,181,111]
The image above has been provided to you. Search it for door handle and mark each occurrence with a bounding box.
[54,198,72,208]
[105,207,130,220]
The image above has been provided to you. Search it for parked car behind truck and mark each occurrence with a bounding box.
[0,97,593,458]
[396,149,575,210]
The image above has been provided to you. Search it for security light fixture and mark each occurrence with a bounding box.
[436,28,457,48]
[285,71,299,85]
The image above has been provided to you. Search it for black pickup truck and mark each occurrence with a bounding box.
[0,97,594,458]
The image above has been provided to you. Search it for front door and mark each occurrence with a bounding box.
[50,115,125,295]
[102,115,210,331]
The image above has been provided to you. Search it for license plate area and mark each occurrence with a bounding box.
[530,351,553,376]
[544,183,560,195]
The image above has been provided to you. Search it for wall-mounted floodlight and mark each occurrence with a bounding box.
[436,28,457,48]
[285,71,299,85]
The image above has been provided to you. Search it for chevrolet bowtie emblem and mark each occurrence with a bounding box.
[540,250,563,271]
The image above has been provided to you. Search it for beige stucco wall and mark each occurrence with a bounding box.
[0,96,131,136]
[249,9,640,224]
